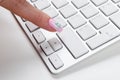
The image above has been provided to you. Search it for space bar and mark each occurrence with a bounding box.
[57,27,89,59]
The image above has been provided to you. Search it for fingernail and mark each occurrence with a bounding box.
[49,19,63,32]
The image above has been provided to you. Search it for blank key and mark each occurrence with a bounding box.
[34,0,50,10]
[71,0,89,9]
[59,4,77,18]
[80,4,99,19]
[91,0,108,6]
[110,12,120,29]
[43,7,58,18]
[57,27,89,59]
[90,14,109,29]
[33,29,46,44]
[51,0,68,9]
[99,2,118,16]
[25,21,39,32]
[68,14,87,29]
[77,24,97,40]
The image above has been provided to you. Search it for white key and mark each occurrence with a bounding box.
[25,21,38,32]
[43,7,58,18]
[68,14,87,29]
[112,0,120,3]
[33,29,46,44]
[34,0,50,10]
[53,16,67,28]
[99,2,118,16]
[71,0,89,9]
[59,5,77,18]
[48,38,63,51]
[77,24,97,40]
[91,0,108,6]
[51,0,68,9]
[110,12,120,29]
[90,14,109,29]
[49,54,64,70]
[57,27,89,59]
[41,42,54,56]
[80,4,99,19]
[87,24,120,50]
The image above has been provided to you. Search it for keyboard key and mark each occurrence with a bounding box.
[53,16,67,28]
[41,42,54,56]
[59,4,77,18]
[71,0,89,9]
[112,0,120,3]
[77,24,97,40]
[80,4,99,19]
[25,21,38,32]
[99,2,118,16]
[48,38,63,51]
[51,0,68,9]
[33,29,46,44]
[87,24,120,50]
[43,7,58,18]
[91,0,108,6]
[34,0,50,10]
[90,14,109,29]
[49,54,64,70]
[68,14,87,29]
[57,27,89,59]
[110,12,120,29]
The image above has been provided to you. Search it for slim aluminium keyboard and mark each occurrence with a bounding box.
[13,0,120,74]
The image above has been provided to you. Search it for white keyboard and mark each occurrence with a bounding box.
[13,0,120,74]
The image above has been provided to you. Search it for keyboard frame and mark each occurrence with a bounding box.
[12,0,120,74]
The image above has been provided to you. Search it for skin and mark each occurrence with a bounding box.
[0,0,56,32]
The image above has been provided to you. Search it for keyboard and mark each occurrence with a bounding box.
[13,0,120,74]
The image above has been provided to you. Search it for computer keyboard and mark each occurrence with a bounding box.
[13,0,120,74]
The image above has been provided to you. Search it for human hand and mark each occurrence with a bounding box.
[0,0,57,32]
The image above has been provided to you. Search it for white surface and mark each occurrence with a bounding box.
[0,6,120,80]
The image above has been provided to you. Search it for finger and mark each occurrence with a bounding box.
[0,0,56,32]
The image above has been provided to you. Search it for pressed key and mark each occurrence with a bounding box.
[87,24,120,50]
[41,42,54,56]
[99,2,118,16]
[77,24,97,40]
[51,0,68,9]
[68,14,87,29]
[25,21,39,32]
[49,54,64,70]
[53,16,67,28]
[80,4,99,19]
[34,0,50,10]
[57,27,89,59]
[90,14,109,29]
[71,0,89,9]
[33,29,46,44]
[43,7,58,18]
[48,38,63,51]
[112,0,120,3]
[59,4,77,19]
[90,0,108,6]
[110,12,120,29]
